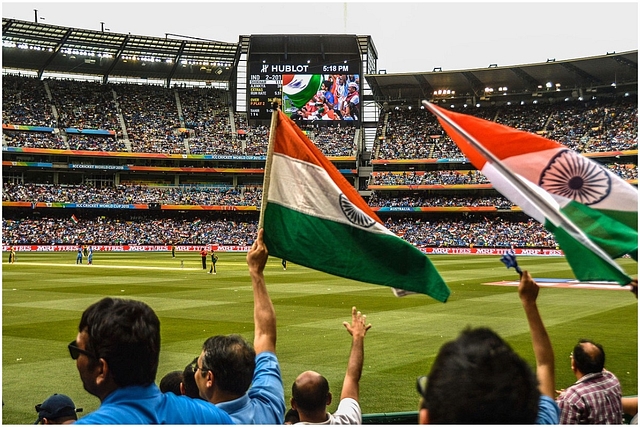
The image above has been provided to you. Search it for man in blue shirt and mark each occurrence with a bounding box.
[196,228,285,424]
[69,297,234,424]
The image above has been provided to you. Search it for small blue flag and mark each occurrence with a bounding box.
[500,251,522,276]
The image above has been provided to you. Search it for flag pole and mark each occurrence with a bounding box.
[421,100,629,278]
[258,101,280,229]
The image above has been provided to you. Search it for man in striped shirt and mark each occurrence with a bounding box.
[557,340,623,424]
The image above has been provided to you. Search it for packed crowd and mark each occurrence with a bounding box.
[2,214,258,246]
[368,193,514,208]
[115,82,185,154]
[367,163,637,187]
[384,215,558,248]
[376,108,444,159]
[2,76,357,157]
[3,183,262,206]
[2,213,558,248]
[46,78,120,130]
[374,97,638,160]
[3,182,520,210]
[368,170,491,186]
[67,135,128,152]
[2,130,67,149]
[2,75,55,127]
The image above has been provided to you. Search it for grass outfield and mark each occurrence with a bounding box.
[2,251,637,424]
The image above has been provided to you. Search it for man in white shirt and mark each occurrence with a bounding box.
[291,307,371,425]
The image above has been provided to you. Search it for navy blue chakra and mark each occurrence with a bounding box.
[539,150,611,205]
[339,194,376,228]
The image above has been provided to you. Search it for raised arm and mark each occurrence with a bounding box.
[519,270,555,399]
[340,306,372,401]
[247,228,276,354]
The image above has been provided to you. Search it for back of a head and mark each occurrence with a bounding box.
[159,370,183,395]
[202,334,255,396]
[79,297,160,387]
[423,327,540,424]
[182,357,203,399]
[291,371,330,414]
[573,339,605,375]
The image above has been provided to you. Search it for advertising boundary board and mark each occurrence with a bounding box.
[2,245,563,256]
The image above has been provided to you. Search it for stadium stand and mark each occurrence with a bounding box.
[1,19,637,425]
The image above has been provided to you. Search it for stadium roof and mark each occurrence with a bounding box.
[365,51,638,106]
[2,18,240,83]
[2,17,636,107]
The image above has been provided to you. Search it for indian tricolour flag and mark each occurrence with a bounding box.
[423,101,637,285]
[282,74,322,108]
[260,108,450,302]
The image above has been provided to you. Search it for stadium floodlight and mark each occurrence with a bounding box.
[433,67,442,72]
[488,64,498,68]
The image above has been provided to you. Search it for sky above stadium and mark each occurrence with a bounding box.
[3,1,638,74]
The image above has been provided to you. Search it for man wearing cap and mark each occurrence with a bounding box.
[34,394,80,424]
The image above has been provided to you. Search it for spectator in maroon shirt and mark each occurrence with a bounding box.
[556,339,623,424]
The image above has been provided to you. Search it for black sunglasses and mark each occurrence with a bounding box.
[68,340,99,360]
[416,375,428,397]
[196,356,211,374]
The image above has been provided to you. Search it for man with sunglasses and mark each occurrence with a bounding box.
[195,228,286,424]
[68,298,234,424]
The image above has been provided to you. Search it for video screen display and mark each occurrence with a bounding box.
[248,60,361,122]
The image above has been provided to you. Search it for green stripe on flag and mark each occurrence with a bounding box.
[263,203,450,302]
[561,200,638,260]
[595,207,638,234]
[283,75,322,108]
[545,219,632,285]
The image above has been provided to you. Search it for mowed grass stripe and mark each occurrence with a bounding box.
[2,252,637,424]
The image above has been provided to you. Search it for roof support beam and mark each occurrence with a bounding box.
[510,67,540,90]
[559,62,603,86]
[461,71,484,97]
[412,74,434,101]
[37,28,72,79]
[166,40,187,88]
[103,34,130,84]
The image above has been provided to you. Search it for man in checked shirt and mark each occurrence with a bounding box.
[557,339,623,424]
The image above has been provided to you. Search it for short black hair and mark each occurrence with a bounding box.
[79,298,160,387]
[573,339,605,374]
[422,327,540,424]
[182,357,203,399]
[201,335,255,395]
[159,370,183,395]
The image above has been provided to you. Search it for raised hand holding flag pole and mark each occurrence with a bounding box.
[258,102,450,302]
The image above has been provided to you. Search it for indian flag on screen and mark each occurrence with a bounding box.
[259,109,450,302]
[282,74,322,108]
[423,101,637,285]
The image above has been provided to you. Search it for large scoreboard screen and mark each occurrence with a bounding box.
[248,59,361,122]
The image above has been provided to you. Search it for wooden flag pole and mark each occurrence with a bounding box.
[258,100,281,229]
